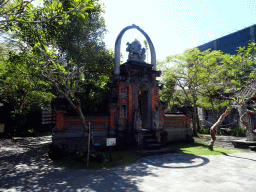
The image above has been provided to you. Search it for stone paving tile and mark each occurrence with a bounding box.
[1,136,256,191]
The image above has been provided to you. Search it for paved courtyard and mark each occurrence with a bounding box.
[0,136,256,191]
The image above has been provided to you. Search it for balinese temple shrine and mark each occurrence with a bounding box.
[51,25,192,153]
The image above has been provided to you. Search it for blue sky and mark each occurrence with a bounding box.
[102,0,256,62]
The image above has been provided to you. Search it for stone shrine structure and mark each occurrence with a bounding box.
[51,25,191,153]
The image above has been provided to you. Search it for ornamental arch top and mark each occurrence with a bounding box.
[114,24,156,76]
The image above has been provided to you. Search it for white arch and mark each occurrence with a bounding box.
[114,24,156,76]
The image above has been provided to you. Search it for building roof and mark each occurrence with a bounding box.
[223,81,256,102]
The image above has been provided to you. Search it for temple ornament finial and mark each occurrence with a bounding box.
[114,25,156,76]
[126,39,146,63]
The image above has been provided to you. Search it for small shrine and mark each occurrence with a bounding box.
[51,25,191,153]
[109,34,163,145]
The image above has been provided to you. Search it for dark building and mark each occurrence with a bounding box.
[197,24,256,55]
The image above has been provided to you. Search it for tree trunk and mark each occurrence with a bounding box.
[209,97,221,135]
[210,96,217,121]
[196,106,200,133]
[192,93,198,137]
[208,106,234,149]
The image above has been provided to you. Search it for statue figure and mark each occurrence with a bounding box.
[152,109,162,130]
[134,109,142,131]
[126,39,146,63]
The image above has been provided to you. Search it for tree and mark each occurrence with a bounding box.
[162,48,224,135]
[1,0,113,111]
[159,73,176,108]
[208,42,256,148]
[161,42,256,147]
[193,50,231,130]
[0,51,55,114]
[0,0,86,26]
[35,49,90,132]
[208,87,256,149]
[0,0,114,139]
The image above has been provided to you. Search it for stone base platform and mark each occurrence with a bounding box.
[249,146,256,151]
[231,139,256,149]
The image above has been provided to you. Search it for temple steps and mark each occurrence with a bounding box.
[144,138,158,143]
[132,129,176,155]
[146,143,162,149]
[143,130,163,150]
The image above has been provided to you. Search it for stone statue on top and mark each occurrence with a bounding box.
[126,39,146,63]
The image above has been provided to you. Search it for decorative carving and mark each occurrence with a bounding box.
[114,25,156,76]
[120,105,127,118]
[152,109,162,131]
[126,39,146,63]
[111,87,117,96]
[141,74,149,82]
[134,109,142,131]
[118,118,124,128]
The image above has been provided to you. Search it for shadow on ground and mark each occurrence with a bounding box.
[0,138,210,191]
[220,152,256,162]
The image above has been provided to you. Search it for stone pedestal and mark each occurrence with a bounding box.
[247,132,256,141]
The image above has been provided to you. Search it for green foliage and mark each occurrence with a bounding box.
[232,127,247,137]
[5,103,42,136]
[161,48,228,133]
[0,50,56,114]
[0,0,114,117]
[159,70,176,106]
[73,146,106,163]
[199,127,210,134]
[54,150,144,169]
[169,137,238,155]
[27,129,40,137]
[161,43,256,126]
[219,42,256,88]
[0,0,88,28]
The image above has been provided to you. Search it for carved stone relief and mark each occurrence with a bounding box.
[134,109,142,131]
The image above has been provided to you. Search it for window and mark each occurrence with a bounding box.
[120,105,127,118]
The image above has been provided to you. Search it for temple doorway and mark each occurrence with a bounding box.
[138,90,150,129]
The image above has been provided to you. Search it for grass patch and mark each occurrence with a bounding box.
[53,150,144,169]
[46,135,247,169]
[42,143,51,149]
[168,137,239,155]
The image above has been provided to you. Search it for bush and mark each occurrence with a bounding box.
[5,103,42,137]
[199,127,210,134]
[73,146,106,163]
[232,127,247,137]
[27,129,40,137]
[5,113,27,136]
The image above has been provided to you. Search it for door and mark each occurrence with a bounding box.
[138,90,151,129]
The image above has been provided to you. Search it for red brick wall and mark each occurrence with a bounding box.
[163,116,190,128]
[128,84,133,123]
[55,113,110,132]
